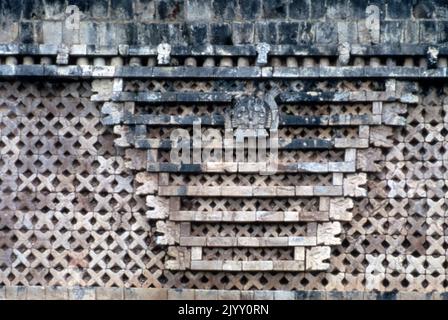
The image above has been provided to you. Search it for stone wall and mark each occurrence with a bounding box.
[1,0,448,300]
[1,0,448,45]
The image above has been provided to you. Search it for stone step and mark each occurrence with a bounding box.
[133,138,334,150]
[157,185,344,197]
[169,210,330,222]
[109,113,381,127]
[146,161,355,173]
[178,236,319,247]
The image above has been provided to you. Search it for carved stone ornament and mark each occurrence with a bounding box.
[255,42,271,66]
[157,43,171,65]
[365,5,380,44]
[227,92,279,130]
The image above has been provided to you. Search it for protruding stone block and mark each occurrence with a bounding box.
[317,222,342,245]
[146,195,169,219]
[344,173,367,197]
[306,246,331,270]
[329,198,354,221]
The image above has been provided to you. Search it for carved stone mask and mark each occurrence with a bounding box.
[230,96,271,129]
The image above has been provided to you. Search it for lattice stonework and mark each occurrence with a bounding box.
[3,41,448,292]
[97,76,415,273]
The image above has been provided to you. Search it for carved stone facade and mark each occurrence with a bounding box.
[1,0,448,300]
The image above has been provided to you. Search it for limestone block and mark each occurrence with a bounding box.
[179,236,206,246]
[207,237,236,246]
[329,197,353,221]
[195,289,219,300]
[101,102,123,125]
[233,211,255,221]
[165,247,190,270]
[306,246,331,270]
[56,44,69,65]
[319,197,330,211]
[96,287,124,300]
[314,186,343,196]
[274,291,296,300]
[205,162,238,172]
[92,79,114,96]
[43,21,63,44]
[242,261,273,271]
[288,236,316,246]
[155,221,179,245]
[221,186,252,197]
[167,289,195,300]
[113,125,131,147]
[284,211,299,221]
[136,172,158,195]
[262,237,288,246]
[46,287,68,300]
[253,186,276,197]
[344,173,367,197]
[372,101,383,114]
[382,103,407,126]
[68,287,96,300]
[191,247,202,261]
[297,162,328,172]
[222,260,242,271]
[296,186,313,196]
[194,211,222,221]
[256,211,283,221]
[294,247,305,261]
[277,186,295,196]
[124,288,167,300]
[333,173,344,185]
[157,43,171,65]
[300,210,329,221]
[370,126,393,148]
[337,42,350,66]
[255,42,270,66]
[5,286,27,300]
[92,66,115,77]
[317,222,342,245]
[191,260,223,270]
[365,5,380,44]
[146,195,169,219]
[328,161,355,172]
[357,148,383,172]
[26,286,45,300]
[237,237,260,246]
[334,138,369,148]
[124,149,147,170]
[253,291,274,300]
[273,260,305,271]
[400,93,419,104]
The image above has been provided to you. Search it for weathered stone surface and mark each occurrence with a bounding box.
[370,126,394,148]
[357,148,383,172]
[365,5,380,44]
[306,246,331,270]
[344,173,367,197]
[136,172,158,195]
[0,0,447,301]
[329,198,353,221]
[125,288,168,300]
[317,222,342,245]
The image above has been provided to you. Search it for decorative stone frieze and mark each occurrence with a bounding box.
[2,0,448,299]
